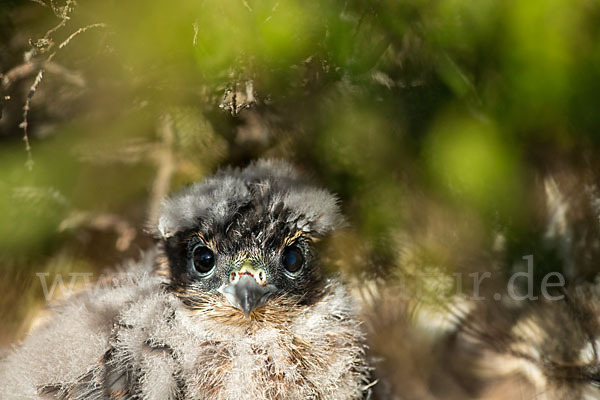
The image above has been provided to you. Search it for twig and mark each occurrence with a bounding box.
[58,23,107,50]
[44,18,68,42]
[44,61,86,87]
[17,19,106,168]
[59,211,137,251]
[193,20,199,46]
[147,114,175,227]
[19,69,44,170]
[1,61,40,90]
[28,0,49,7]
[49,0,76,20]
[2,60,84,90]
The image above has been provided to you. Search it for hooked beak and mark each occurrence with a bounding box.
[218,261,277,317]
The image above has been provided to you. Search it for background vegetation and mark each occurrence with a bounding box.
[2,0,600,354]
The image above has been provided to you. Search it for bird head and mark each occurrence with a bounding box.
[155,160,343,319]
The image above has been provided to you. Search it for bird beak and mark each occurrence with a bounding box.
[218,261,277,317]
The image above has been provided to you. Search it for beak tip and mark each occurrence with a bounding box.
[220,275,276,316]
[240,299,254,317]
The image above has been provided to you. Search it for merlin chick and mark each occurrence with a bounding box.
[0,160,371,399]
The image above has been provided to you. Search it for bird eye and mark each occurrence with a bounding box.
[191,244,216,275]
[281,246,304,274]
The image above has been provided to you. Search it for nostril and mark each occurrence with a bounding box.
[257,270,266,285]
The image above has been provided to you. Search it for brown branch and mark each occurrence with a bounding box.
[2,60,84,90]
[147,114,176,228]
[57,23,107,50]
[44,18,67,42]
[44,62,86,88]
[1,61,40,90]
[59,212,137,251]
[16,20,106,168]
[28,0,49,7]
[19,69,44,170]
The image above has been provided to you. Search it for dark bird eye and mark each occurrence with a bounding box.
[281,246,304,273]
[191,245,215,275]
